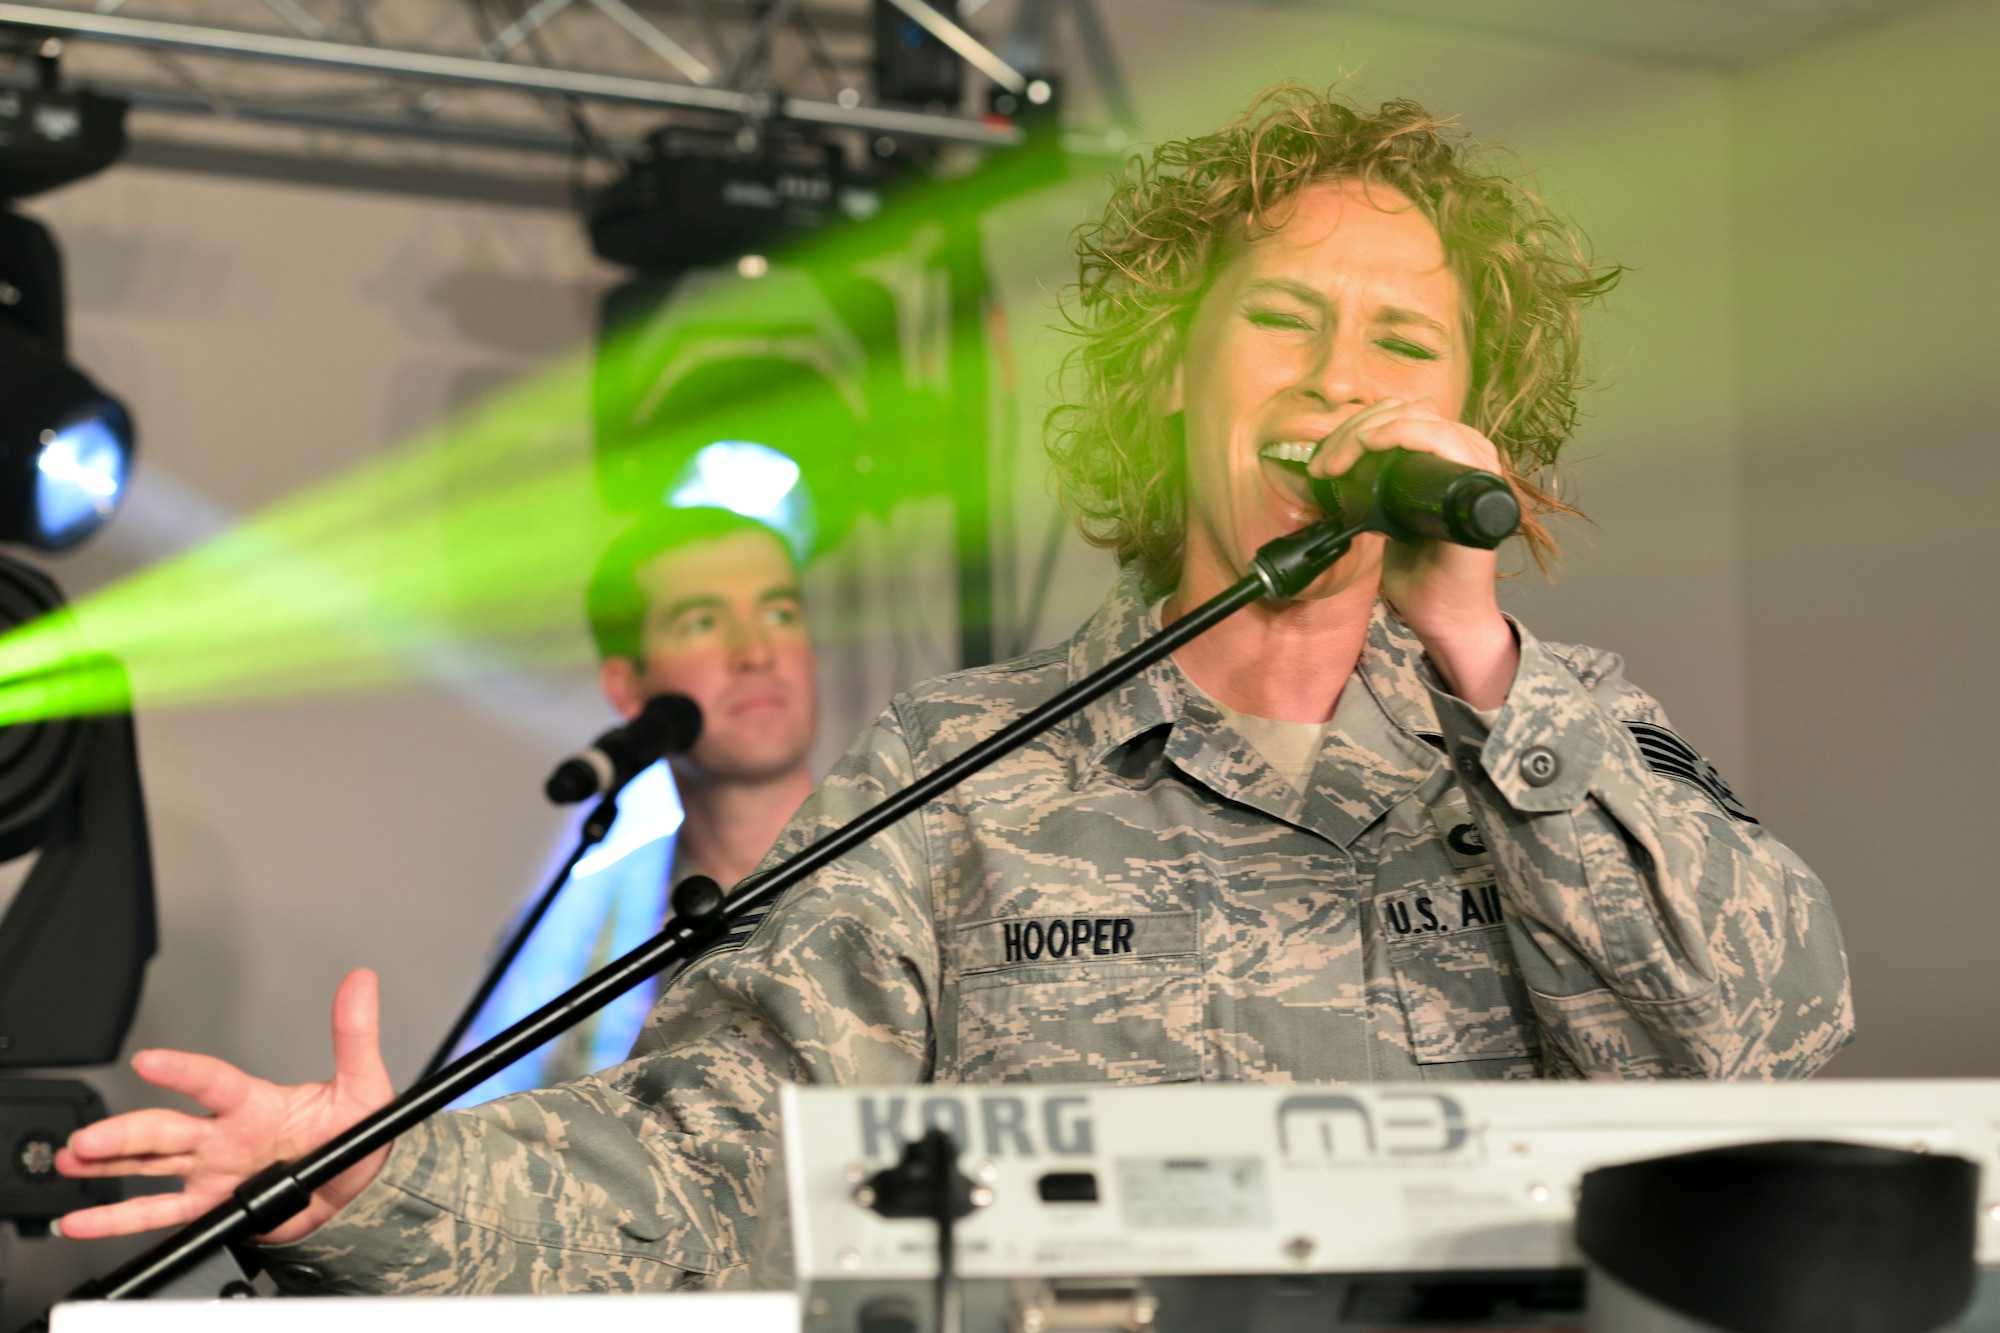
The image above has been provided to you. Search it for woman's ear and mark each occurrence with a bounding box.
[1164,357,1185,416]
[598,656,647,722]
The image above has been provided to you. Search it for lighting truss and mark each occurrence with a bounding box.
[0,0,1132,166]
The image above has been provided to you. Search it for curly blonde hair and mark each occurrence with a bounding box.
[1048,86,1623,597]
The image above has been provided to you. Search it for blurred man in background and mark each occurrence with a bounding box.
[449,505,819,1100]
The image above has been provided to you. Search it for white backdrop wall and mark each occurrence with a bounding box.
[1732,0,2000,1078]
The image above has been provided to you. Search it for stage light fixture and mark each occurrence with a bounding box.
[668,440,818,561]
[0,37,128,202]
[871,0,967,108]
[0,322,133,550]
[36,411,129,540]
[0,553,155,1234]
[0,208,135,551]
[587,127,859,276]
[1,42,136,553]
[0,60,145,1232]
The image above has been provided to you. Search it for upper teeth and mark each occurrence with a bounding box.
[1260,441,1317,465]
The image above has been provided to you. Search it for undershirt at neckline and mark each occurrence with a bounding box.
[1204,695,1330,795]
[1155,596,1332,793]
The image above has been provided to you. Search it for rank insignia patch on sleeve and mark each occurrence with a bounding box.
[1623,722,1758,824]
[684,868,788,963]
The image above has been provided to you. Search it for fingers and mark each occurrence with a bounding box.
[1362,413,1498,468]
[128,1048,257,1117]
[61,1107,208,1168]
[1312,398,1410,478]
[1309,397,1409,476]
[330,968,392,1102]
[56,1146,194,1179]
[55,1190,217,1241]
[1313,400,1498,479]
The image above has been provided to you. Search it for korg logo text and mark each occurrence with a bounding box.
[858,1094,1093,1160]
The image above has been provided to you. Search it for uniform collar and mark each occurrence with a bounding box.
[1064,567,1444,847]
[1063,568,1180,773]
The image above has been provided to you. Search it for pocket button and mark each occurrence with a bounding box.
[1519,746,1560,787]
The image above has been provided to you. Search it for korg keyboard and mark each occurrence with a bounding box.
[784,1080,2000,1333]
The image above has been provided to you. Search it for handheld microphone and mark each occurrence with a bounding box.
[1308,447,1520,549]
[544,694,703,804]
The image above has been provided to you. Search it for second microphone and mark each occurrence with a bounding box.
[544,694,704,804]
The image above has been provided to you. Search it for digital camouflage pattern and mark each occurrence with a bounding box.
[268,570,1852,1294]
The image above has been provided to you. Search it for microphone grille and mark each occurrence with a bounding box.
[641,693,704,751]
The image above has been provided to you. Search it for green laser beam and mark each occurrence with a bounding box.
[0,142,1081,726]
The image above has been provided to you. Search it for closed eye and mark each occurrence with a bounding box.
[1247,308,1313,332]
[1379,337,1440,361]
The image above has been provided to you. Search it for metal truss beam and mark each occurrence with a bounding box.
[68,75,615,156]
[0,2,1020,144]
[878,0,1023,93]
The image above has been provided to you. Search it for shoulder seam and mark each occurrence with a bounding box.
[942,643,1068,679]
[1537,637,1601,683]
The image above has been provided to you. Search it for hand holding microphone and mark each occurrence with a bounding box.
[1298,395,1520,548]
[1309,447,1519,548]
[1302,397,1523,710]
[545,693,703,804]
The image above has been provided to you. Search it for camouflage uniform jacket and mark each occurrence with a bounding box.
[269,571,1852,1295]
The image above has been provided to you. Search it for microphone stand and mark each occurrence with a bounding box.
[418,794,621,1082]
[72,514,1362,1303]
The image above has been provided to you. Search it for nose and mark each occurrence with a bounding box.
[1300,326,1368,409]
[726,613,776,672]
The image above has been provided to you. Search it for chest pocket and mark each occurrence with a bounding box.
[1380,801,1535,1065]
[951,909,1202,1085]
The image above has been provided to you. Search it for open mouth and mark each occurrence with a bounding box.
[1259,441,1317,467]
[1258,441,1321,509]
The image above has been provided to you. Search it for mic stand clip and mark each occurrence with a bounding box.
[857,1127,986,1333]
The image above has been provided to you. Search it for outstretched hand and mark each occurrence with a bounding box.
[55,968,395,1245]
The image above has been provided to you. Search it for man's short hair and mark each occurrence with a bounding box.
[1048,85,1624,597]
[586,507,794,662]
